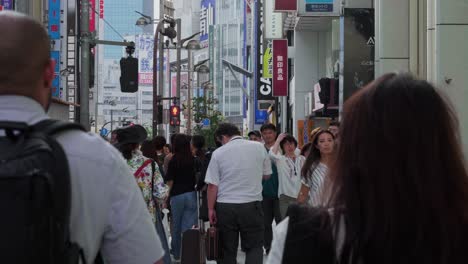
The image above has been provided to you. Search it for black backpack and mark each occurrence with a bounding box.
[0,119,88,264]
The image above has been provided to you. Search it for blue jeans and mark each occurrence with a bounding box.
[170,191,197,259]
[155,206,171,264]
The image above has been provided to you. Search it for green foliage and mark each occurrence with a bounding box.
[191,96,224,148]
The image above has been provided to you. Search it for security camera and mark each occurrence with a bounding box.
[165,39,170,48]
[172,40,177,47]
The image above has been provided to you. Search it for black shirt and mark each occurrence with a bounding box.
[166,156,196,196]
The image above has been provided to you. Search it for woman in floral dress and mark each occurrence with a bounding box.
[114,125,170,263]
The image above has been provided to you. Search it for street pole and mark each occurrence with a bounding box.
[110,109,113,132]
[152,20,164,136]
[80,0,91,131]
[158,0,165,136]
[175,18,182,133]
[249,0,255,131]
[187,50,193,135]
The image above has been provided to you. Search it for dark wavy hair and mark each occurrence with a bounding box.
[301,130,334,181]
[191,135,206,161]
[171,133,194,169]
[140,140,156,160]
[279,134,298,153]
[118,143,139,160]
[328,73,468,264]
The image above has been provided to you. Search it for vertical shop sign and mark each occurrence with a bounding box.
[200,0,215,47]
[51,51,61,98]
[272,39,288,96]
[48,0,60,39]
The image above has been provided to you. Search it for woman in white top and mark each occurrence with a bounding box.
[270,133,305,218]
[297,129,335,206]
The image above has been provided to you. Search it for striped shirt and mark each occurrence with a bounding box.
[301,162,328,206]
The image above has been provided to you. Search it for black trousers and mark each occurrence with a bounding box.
[216,201,264,264]
[262,197,282,252]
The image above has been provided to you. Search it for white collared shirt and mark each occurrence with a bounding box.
[205,136,272,203]
[269,151,305,198]
[0,96,163,264]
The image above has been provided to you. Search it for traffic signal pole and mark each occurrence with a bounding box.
[80,0,91,131]
[79,0,134,131]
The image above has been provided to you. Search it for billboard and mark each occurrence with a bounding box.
[135,35,154,85]
[200,0,215,47]
[51,51,61,98]
[48,0,60,40]
[342,8,374,101]
[0,0,14,10]
[265,0,283,39]
[272,39,288,96]
[275,0,296,11]
[254,0,273,124]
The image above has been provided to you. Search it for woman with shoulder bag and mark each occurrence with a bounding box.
[114,125,171,264]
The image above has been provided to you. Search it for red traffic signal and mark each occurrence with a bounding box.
[169,105,181,126]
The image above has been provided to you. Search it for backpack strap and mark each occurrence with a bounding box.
[134,159,153,178]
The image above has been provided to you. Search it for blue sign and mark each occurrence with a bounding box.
[254,0,269,124]
[305,0,333,12]
[202,118,211,126]
[48,0,60,39]
[100,128,109,137]
[1,0,13,10]
[200,0,215,44]
[50,51,61,98]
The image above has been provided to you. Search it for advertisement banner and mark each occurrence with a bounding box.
[200,0,215,47]
[89,0,95,32]
[263,40,272,79]
[51,51,61,98]
[265,0,282,39]
[48,0,60,40]
[209,25,214,82]
[135,35,169,86]
[272,39,288,96]
[305,0,333,12]
[342,8,374,101]
[99,0,104,18]
[1,0,13,10]
[275,0,297,11]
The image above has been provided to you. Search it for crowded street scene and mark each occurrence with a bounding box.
[1,0,468,263]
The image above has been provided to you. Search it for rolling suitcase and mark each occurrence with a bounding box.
[205,225,222,261]
[180,191,206,264]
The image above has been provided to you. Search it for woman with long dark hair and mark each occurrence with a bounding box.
[297,130,335,206]
[267,73,468,264]
[165,133,198,261]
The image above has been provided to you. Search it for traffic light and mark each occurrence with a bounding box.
[120,56,139,93]
[169,105,181,126]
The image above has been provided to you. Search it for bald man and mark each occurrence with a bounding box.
[0,11,164,264]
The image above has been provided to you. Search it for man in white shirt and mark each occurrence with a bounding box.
[0,11,163,264]
[205,123,272,264]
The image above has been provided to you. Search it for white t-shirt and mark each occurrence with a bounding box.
[301,162,328,206]
[205,136,272,203]
[0,96,164,264]
[269,151,305,198]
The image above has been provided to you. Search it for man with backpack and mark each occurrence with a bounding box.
[0,11,164,264]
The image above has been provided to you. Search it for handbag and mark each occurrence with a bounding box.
[205,225,223,261]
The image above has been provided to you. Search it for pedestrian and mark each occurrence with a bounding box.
[248,130,262,142]
[165,134,198,261]
[191,135,210,221]
[164,143,172,156]
[205,123,272,264]
[267,73,468,264]
[153,135,167,167]
[260,123,282,255]
[0,11,164,263]
[328,121,340,140]
[140,139,172,264]
[163,134,176,175]
[269,133,305,218]
[296,130,335,206]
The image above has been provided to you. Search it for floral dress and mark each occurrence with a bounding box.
[127,150,169,225]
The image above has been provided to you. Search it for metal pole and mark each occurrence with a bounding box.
[110,110,113,132]
[175,18,182,133]
[187,50,193,134]
[249,1,255,131]
[158,0,165,136]
[153,21,165,136]
[80,0,91,131]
